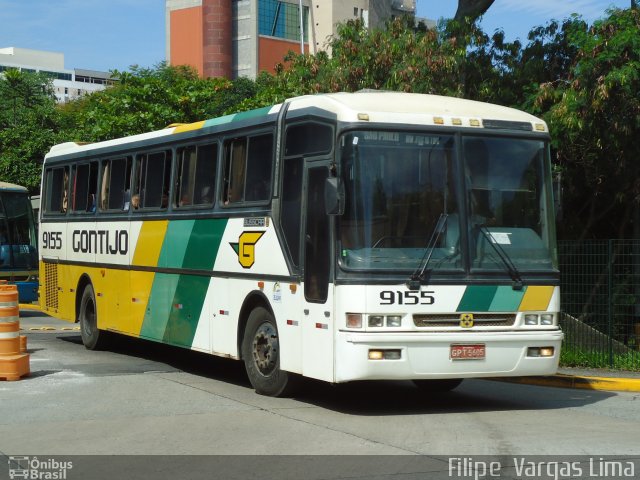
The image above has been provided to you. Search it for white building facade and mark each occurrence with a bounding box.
[0,47,113,103]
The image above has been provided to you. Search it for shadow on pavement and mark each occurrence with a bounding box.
[47,331,616,416]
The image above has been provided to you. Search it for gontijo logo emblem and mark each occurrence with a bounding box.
[230,231,265,268]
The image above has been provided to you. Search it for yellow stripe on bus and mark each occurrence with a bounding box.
[133,220,168,267]
[173,121,205,134]
[518,286,555,311]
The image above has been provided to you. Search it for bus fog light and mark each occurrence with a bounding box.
[524,314,539,325]
[368,350,384,360]
[540,347,555,357]
[540,314,554,325]
[384,349,401,360]
[386,315,402,327]
[527,347,540,357]
[368,315,384,327]
[346,313,362,329]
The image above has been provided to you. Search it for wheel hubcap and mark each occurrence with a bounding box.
[252,322,278,376]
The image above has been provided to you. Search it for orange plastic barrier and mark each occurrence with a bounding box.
[0,284,30,381]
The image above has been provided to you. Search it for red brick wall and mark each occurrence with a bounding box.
[202,0,232,79]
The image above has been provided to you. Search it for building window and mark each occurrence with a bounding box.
[258,0,308,42]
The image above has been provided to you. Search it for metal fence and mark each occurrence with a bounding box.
[559,240,640,370]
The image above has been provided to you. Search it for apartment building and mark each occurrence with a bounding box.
[166,0,429,79]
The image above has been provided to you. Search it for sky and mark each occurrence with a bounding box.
[0,0,634,73]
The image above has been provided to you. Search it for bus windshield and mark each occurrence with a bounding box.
[338,130,557,274]
[0,191,38,270]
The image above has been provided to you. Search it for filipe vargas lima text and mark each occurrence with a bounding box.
[448,457,635,480]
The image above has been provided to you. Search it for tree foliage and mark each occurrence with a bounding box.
[0,70,63,191]
[239,16,480,110]
[63,63,257,141]
[1,6,638,240]
[535,8,640,238]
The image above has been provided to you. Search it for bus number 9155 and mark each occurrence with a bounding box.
[380,290,435,305]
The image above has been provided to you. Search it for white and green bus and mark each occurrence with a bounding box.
[39,92,562,396]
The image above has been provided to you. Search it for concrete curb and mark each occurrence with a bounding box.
[490,374,640,392]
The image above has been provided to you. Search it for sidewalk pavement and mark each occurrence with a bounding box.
[18,304,640,393]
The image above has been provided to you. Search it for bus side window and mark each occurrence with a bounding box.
[100,156,132,211]
[223,133,273,205]
[44,167,69,214]
[245,134,273,202]
[71,162,98,213]
[280,157,303,267]
[135,151,172,209]
[223,138,246,205]
[174,142,217,208]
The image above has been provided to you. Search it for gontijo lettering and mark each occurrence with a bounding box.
[72,230,128,255]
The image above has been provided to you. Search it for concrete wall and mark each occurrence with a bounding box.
[233,0,258,78]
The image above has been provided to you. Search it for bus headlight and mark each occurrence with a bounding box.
[386,315,402,327]
[368,315,384,327]
[524,314,539,325]
[540,314,554,325]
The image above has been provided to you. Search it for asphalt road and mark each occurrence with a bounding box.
[2,312,639,479]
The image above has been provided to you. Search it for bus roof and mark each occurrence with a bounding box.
[45,91,547,160]
[0,181,28,192]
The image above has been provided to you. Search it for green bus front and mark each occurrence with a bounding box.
[0,187,39,303]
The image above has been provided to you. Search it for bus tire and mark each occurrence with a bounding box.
[242,307,297,397]
[79,284,109,350]
[412,378,463,392]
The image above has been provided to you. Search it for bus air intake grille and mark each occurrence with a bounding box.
[44,262,59,310]
[413,313,516,328]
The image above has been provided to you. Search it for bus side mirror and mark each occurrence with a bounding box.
[325,177,344,215]
[553,172,562,222]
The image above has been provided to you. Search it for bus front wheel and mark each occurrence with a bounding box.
[79,284,109,350]
[242,307,297,397]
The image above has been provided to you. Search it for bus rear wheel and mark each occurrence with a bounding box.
[79,284,109,350]
[413,379,463,392]
[242,307,297,397]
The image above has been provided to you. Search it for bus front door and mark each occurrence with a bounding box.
[301,164,334,382]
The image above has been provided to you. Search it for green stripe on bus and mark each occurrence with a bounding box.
[163,275,211,347]
[140,273,179,340]
[157,220,195,268]
[203,105,273,129]
[232,106,273,121]
[162,218,228,346]
[181,219,227,270]
[204,113,237,128]
[456,285,498,312]
[488,286,526,311]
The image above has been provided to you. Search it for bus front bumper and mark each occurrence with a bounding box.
[334,330,563,383]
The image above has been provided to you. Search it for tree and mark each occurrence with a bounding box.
[238,17,474,110]
[535,8,640,239]
[0,70,63,191]
[64,63,256,142]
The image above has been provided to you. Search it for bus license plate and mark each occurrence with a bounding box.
[450,344,485,360]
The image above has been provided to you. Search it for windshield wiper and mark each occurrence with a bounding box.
[407,213,448,290]
[476,225,523,290]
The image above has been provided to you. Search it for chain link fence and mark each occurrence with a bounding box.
[559,240,640,370]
